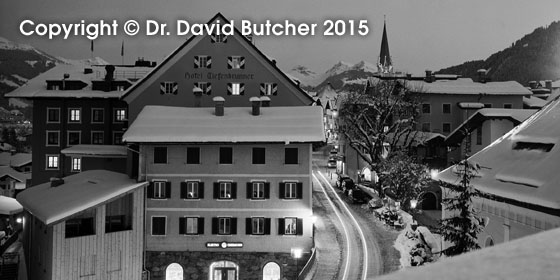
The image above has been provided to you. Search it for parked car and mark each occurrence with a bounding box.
[336,174,352,189]
[327,158,337,168]
[348,184,372,204]
[330,148,338,155]
[340,178,355,196]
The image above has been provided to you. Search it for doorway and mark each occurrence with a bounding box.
[210,260,238,280]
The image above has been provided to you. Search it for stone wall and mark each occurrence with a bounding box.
[146,250,311,280]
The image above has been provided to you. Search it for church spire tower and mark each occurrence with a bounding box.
[377,16,393,74]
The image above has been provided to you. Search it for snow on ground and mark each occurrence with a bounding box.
[0,78,19,88]
[25,60,38,67]
[394,225,440,268]
[9,98,31,108]
[0,37,34,50]
[342,77,368,85]
[11,75,28,83]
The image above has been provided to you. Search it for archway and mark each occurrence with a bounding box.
[165,263,183,280]
[210,260,238,280]
[420,192,438,210]
[263,262,281,280]
[485,236,494,248]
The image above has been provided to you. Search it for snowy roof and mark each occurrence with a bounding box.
[388,131,445,147]
[436,98,560,209]
[408,79,531,95]
[0,195,23,215]
[523,96,547,109]
[61,145,127,157]
[377,227,560,280]
[17,170,147,225]
[123,105,325,143]
[5,63,152,99]
[0,166,31,182]
[0,152,31,167]
[445,109,536,145]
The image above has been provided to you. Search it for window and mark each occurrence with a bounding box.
[252,147,265,164]
[116,85,126,91]
[476,128,482,145]
[186,147,200,164]
[113,131,124,145]
[154,147,167,164]
[47,108,60,123]
[46,131,60,146]
[91,131,104,144]
[217,182,233,199]
[151,216,166,236]
[68,131,81,146]
[68,108,81,123]
[219,147,233,164]
[148,181,171,199]
[260,83,277,96]
[181,181,203,199]
[194,82,211,95]
[194,55,211,68]
[211,34,227,43]
[212,217,237,235]
[65,209,95,238]
[442,123,451,134]
[91,108,104,123]
[105,194,133,233]
[284,182,298,199]
[160,81,178,95]
[421,123,431,132]
[179,217,204,235]
[114,108,127,122]
[484,103,492,108]
[71,157,81,172]
[46,155,59,170]
[422,103,431,114]
[228,56,245,69]
[279,217,302,236]
[248,217,269,235]
[442,103,451,114]
[248,181,270,199]
[263,262,281,280]
[227,83,244,96]
[503,103,512,109]
[285,148,298,164]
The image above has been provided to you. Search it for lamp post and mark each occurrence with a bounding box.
[410,198,418,231]
[291,248,302,280]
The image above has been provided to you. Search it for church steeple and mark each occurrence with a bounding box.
[377,17,393,74]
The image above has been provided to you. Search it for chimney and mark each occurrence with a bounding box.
[105,65,115,81]
[213,96,225,116]
[260,96,271,107]
[545,80,552,91]
[50,177,64,188]
[424,70,434,83]
[477,69,487,83]
[250,97,261,116]
[528,81,537,89]
[193,87,203,107]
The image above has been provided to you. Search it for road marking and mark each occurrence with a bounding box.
[317,171,369,280]
[312,172,351,280]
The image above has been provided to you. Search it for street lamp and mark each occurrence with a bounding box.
[410,199,418,231]
[291,248,302,280]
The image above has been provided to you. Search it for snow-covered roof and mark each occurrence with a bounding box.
[446,108,536,145]
[124,105,325,143]
[523,96,547,109]
[388,131,445,147]
[5,63,152,99]
[437,98,560,209]
[0,166,31,182]
[0,195,23,215]
[17,170,148,225]
[0,152,31,167]
[408,79,531,95]
[61,145,127,157]
[378,227,560,280]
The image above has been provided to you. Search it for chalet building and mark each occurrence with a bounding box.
[6,62,154,185]
[437,97,560,249]
[123,99,324,280]
[445,108,536,159]
[16,170,148,280]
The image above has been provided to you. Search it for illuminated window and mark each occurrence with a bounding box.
[71,157,81,172]
[46,155,59,170]
[69,108,81,123]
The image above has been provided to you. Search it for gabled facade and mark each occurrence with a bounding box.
[121,13,314,124]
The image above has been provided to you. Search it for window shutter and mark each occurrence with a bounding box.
[206,57,212,68]
[165,182,172,198]
[279,183,285,199]
[194,56,199,68]
[222,36,228,43]
[264,218,271,235]
[278,218,285,235]
[240,57,245,69]
[272,83,278,96]
[198,218,205,234]
[211,218,218,234]
[246,182,252,199]
[172,82,178,95]
[227,83,232,95]
[147,182,154,198]
[231,182,237,199]
[296,182,303,199]
[180,182,187,199]
[296,218,303,235]
[246,218,252,235]
[240,83,245,95]
[227,57,232,69]
[198,182,204,199]
[159,82,165,95]
[179,217,186,234]
[260,83,265,96]
[210,34,216,43]
[264,182,270,199]
[231,218,237,235]
[213,182,219,199]
[206,84,212,95]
